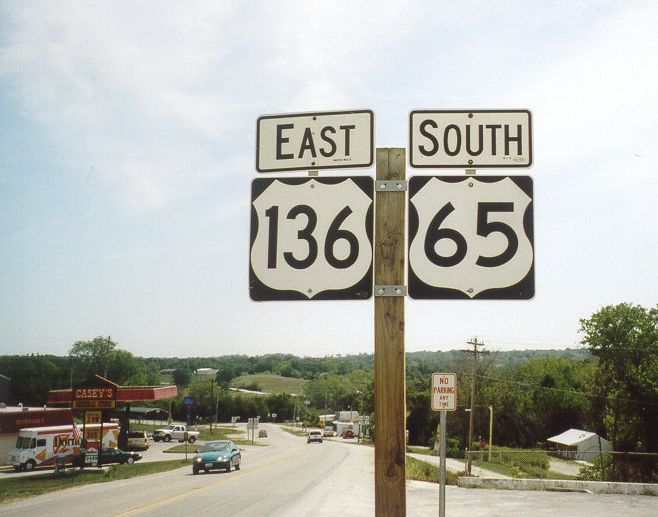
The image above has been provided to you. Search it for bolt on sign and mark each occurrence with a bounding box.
[256,110,374,172]
[409,110,532,168]
[431,373,457,411]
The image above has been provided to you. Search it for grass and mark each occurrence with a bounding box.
[230,373,307,395]
[198,426,246,441]
[280,425,308,437]
[406,456,459,485]
[470,447,565,479]
[164,444,203,453]
[129,423,166,432]
[0,459,190,504]
[407,446,436,456]
[471,460,519,477]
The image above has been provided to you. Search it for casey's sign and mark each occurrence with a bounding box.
[72,376,118,409]
[75,388,114,399]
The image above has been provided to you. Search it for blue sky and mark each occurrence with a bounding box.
[1,1,656,357]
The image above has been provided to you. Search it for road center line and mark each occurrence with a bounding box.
[114,447,309,517]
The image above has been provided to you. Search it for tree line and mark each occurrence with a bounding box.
[1,303,655,481]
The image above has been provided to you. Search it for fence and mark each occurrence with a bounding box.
[464,448,658,483]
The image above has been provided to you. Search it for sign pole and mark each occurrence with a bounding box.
[98,411,104,467]
[439,410,447,517]
[374,148,406,516]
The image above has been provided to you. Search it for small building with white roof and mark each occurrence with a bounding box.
[547,428,611,460]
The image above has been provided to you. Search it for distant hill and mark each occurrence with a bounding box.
[230,373,307,395]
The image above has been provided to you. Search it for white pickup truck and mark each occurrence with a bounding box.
[152,424,200,443]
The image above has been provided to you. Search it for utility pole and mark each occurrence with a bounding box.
[463,337,488,475]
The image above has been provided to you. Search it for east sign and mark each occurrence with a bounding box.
[256,110,374,172]
[409,110,532,168]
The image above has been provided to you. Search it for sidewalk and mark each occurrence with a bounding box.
[407,453,511,479]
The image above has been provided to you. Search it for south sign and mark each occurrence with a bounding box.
[256,110,374,172]
[410,110,532,168]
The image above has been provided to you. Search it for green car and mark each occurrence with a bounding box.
[192,440,241,474]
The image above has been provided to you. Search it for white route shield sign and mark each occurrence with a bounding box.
[408,175,534,299]
[250,176,373,301]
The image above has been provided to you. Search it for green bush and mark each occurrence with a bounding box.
[446,437,464,459]
[578,454,614,481]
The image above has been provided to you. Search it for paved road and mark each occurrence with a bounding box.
[2,424,657,516]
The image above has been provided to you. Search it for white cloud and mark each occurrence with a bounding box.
[1,1,657,356]
[1,1,417,210]
[1,2,242,210]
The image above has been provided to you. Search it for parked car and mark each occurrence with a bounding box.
[192,440,241,474]
[323,427,335,437]
[99,447,143,465]
[126,431,149,450]
[307,430,323,444]
[342,430,355,439]
[258,430,268,438]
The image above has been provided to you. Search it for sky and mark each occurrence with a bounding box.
[1,1,656,358]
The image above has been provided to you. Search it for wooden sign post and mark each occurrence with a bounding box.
[374,148,406,516]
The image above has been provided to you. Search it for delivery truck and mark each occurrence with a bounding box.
[8,423,118,471]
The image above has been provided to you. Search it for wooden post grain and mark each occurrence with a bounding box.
[374,148,406,516]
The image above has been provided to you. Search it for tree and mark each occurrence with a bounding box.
[69,336,117,379]
[68,336,144,385]
[107,349,147,385]
[216,363,237,388]
[1,355,70,405]
[265,393,295,421]
[580,303,658,482]
[172,369,192,387]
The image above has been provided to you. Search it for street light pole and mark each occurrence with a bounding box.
[209,379,215,431]
[215,391,220,429]
[488,405,493,463]
[356,390,363,443]
[304,399,310,431]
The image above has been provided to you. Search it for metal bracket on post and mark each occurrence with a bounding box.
[375,180,407,192]
[374,285,407,297]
